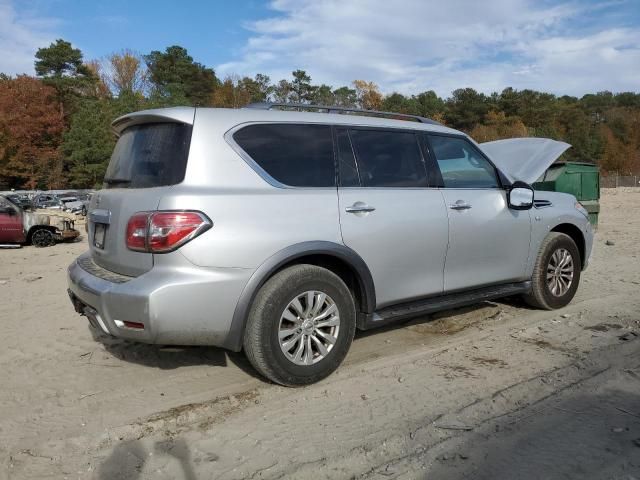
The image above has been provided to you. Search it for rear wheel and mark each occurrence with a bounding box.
[31,228,55,248]
[524,232,581,310]
[243,264,356,386]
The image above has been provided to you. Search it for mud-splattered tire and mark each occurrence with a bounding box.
[524,232,581,310]
[31,228,55,248]
[243,264,356,387]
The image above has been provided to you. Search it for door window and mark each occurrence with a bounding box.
[349,129,427,188]
[336,129,359,187]
[233,124,335,187]
[429,135,500,188]
[0,196,17,213]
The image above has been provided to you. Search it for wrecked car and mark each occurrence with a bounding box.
[0,195,80,247]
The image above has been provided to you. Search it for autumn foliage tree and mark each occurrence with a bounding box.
[353,80,383,110]
[102,50,148,96]
[0,76,64,188]
[470,111,528,142]
[2,38,640,190]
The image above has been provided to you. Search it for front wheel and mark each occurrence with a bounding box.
[524,232,581,310]
[243,264,356,386]
[31,228,55,248]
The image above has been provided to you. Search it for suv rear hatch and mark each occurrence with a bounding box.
[88,107,195,277]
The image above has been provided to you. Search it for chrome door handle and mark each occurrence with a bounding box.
[449,200,472,210]
[345,203,376,213]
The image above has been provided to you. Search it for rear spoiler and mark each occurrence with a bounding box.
[111,107,196,136]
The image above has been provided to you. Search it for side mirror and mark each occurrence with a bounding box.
[508,181,534,210]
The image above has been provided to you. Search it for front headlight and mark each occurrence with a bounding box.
[575,201,588,218]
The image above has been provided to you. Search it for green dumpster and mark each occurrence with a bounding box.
[533,162,600,227]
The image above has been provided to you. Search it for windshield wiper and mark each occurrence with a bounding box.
[103,177,132,186]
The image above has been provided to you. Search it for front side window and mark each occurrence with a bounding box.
[349,129,427,188]
[233,124,335,187]
[428,135,500,189]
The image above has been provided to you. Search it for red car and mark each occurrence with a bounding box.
[0,195,79,247]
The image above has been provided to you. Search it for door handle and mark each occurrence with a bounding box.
[345,203,376,214]
[449,200,472,210]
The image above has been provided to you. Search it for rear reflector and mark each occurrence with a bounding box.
[123,321,145,330]
[114,319,145,330]
[126,210,211,253]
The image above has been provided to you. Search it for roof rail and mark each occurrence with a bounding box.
[244,102,442,126]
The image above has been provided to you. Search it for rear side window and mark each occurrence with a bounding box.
[104,123,192,189]
[429,135,499,189]
[233,124,335,187]
[349,129,427,187]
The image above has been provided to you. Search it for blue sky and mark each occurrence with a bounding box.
[1,0,639,97]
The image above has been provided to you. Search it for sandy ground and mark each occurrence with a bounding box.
[0,190,639,480]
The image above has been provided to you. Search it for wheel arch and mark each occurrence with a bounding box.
[26,225,57,244]
[550,223,586,269]
[223,241,376,352]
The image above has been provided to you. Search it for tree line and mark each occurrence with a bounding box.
[1,39,638,189]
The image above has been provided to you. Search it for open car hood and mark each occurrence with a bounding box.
[480,138,571,184]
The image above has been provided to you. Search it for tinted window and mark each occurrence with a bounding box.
[349,130,427,187]
[336,129,359,187]
[0,196,15,209]
[234,124,335,187]
[429,135,499,188]
[105,123,192,189]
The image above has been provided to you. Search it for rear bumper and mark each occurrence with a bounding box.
[67,251,253,346]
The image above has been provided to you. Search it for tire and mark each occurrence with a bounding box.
[243,264,357,386]
[524,232,581,310]
[81,205,87,216]
[31,228,55,248]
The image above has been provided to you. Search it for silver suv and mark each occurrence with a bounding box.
[67,103,594,386]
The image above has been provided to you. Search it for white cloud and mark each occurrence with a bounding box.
[217,0,640,97]
[0,0,58,76]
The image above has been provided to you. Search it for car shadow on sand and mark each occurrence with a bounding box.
[88,326,265,381]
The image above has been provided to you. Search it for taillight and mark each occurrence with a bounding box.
[126,212,149,251]
[125,211,211,253]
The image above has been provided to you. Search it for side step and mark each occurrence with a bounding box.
[358,281,531,330]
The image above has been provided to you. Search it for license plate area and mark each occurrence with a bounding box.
[94,223,106,249]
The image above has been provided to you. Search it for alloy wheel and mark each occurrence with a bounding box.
[546,248,574,297]
[278,291,340,365]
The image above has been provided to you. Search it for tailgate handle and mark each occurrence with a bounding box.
[90,209,111,224]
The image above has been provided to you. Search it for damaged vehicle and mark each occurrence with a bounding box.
[63,194,92,216]
[0,195,80,247]
[67,104,593,386]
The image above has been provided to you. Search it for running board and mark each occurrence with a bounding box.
[358,281,531,330]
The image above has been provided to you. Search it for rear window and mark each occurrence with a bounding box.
[233,124,335,187]
[104,123,192,189]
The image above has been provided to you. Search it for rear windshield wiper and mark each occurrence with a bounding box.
[103,177,132,186]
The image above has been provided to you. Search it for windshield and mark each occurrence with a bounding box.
[104,122,192,189]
